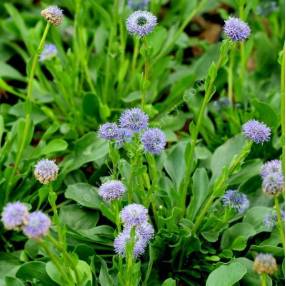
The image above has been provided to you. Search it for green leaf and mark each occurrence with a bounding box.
[187,168,209,220]
[161,278,176,286]
[163,141,186,187]
[62,132,109,174]
[206,262,247,286]
[243,206,272,233]
[221,223,256,251]
[59,204,100,230]
[4,277,24,286]
[16,261,54,285]
[40,139,68,156]
[210,134,245,180]
[99,258,114,286]
[253,99,279,129]
[46,261,67,285]
[65,183,101,209]
[0,62,25,81]
[82,92,101,119]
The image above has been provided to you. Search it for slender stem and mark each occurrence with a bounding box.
[228,45,235,105]
[141,37,149,108]
[5,22,51,198]
[47,235,81,284]
[132,37,140,79]
[40,241,73,285]
[274,195,285,250]
[260,273,267,286]
[192,195,215,234]
[281,48,285,173]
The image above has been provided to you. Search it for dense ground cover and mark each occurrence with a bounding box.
[0,0,285,285]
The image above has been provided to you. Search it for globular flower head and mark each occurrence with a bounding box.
[41,6,63,26]
[222,190,250,214]
[115,128,133,147]
[253,253,278,275]
[141,128,166,154]
[119,108,148,132]
[128,0,149,10]
[1,202,29,230]
[261,160,282,178]
[263,212,277,229]
[126,10,157,37]
[223,17,251,41]
[34,159,59,184]
[40,44,57,62]
[98,180,126,201]
[262,172,284,195]
[98,123,120,140]
[242,120,271,144]
[135,222,154,240]
[23,211,51,239]
[120,203,148,226]
[114,229,147,258]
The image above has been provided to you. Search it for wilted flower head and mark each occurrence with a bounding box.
[98,180,126,201]
[23,211,51,239]
[222,190,249,213]
[262,172,284,195]
[253,253,278,275]
[261,160,282,178]
[223,17,251,41]
[141,128,166,154]
[98,123,119,140]
[119,108,148,132]
[114,229,148,258]
[115,128,133,147]
[128,0,149,10]
[120,203,148,226]
[34,159,59,184]
[1,202,29,230]
[40,44,57,62]
[41,6,63,26]
[126,10,157,37]
[242,120,271,144]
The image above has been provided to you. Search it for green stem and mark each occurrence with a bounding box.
[192,141,252,234]
[228,44,235,105]
[40,241,73,285]
[141,38,149,108]
[281,48,285,173]
[260,273,267,286]
[5,22,51,199]
[274,195,285,250]
[47,234,81,284]
[132,37,140,79]
[155,0,207,61]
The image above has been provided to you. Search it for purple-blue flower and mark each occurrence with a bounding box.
[141,128,166,154]
[23,211,51,239]
[128,0,149,10]
[242,120,271,144]
[223,17,251,41]
[262,172,284,195]
[115,128,133,147]
[261,160,282,178]
[126,11,157,37]
[1,202,29,230]
[222,190,249,213]
[41,6,64,26]
[114,229,147,258]
[98,123,120,140]
[119,108,148,132]
[34,159,59,184]
[120,204,148,226]
[98,180,126,201]
[40,44,57,62]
